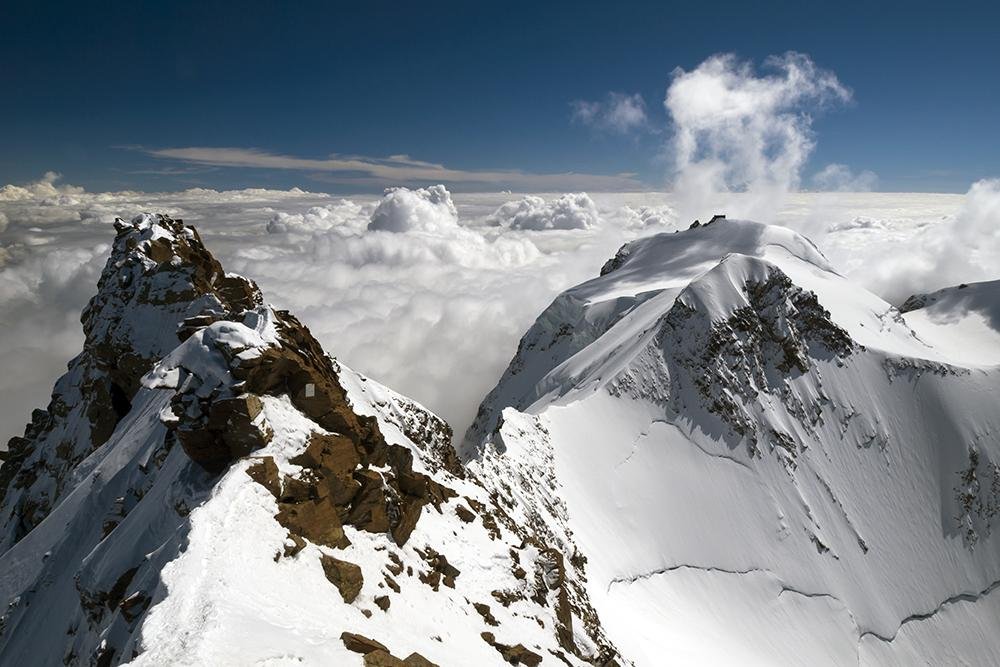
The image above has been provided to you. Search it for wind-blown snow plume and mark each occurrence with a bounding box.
[665,52,851,223]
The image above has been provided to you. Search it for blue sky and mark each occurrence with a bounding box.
[2,0,997,193]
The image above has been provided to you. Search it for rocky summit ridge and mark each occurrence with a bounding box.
[0,214,620,666]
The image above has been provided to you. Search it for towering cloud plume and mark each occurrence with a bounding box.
[665,52,851,223]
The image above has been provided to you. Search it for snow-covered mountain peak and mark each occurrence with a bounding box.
[464,220,853,452]
[463,218,998,455]
[464,217,1000,665]
[595,218,834,289]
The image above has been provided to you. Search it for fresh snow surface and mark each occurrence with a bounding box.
[129,360,601,665]
[467,219,1000,665]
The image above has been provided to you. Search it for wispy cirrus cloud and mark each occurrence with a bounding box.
[571,92,650,134]
[811,163,878,192]
[134,146,645,191]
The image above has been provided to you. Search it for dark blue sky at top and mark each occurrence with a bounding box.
[2,0,997,193]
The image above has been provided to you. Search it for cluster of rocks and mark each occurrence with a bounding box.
[243,425,456,592]
[687,213,726,230]
[159,290,463,613]
[341,633,437,666]
[662,267,855,457]
[954,447,1000,548]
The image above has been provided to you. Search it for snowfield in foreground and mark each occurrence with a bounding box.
[0,212,997,665]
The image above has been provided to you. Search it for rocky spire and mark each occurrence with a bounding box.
[0,214,262,548]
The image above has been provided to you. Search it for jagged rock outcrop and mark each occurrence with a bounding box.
[652,263,856,457]
[0,214,261,550]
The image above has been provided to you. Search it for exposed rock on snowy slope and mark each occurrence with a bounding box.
[0,215,621,666]
[465,219,1000,666]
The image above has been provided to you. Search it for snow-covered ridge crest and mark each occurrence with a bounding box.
[0,213,623,666]
[462,219,842,452]
[465,217,1000,665]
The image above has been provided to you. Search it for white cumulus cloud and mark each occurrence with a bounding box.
[368,185,459,233]
[486,193,600,230]
[266,200,370,234]
[0,171,86,202]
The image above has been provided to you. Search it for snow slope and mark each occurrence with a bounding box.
[900,279,1000,366]
[466,218,1000,666]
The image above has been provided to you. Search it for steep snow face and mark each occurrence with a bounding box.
[468,219,1000,665]
[0,215,621,666]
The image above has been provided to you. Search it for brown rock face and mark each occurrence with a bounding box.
[245,457,281,497]
[480,632,543,666]
[291,433,360,473]
[277,497,350,549]
[362,651,439,667]
[321,555,364,603]
[341,632,389,654]
[347,471,393,533]
[415,546,461,591]
[364,650,405,667]
[175,394,273,473]
[230,310,386,454]
[473,602,500,627]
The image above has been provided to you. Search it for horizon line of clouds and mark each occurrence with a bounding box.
[131,145,648,191]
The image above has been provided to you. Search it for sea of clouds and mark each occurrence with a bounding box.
[2,51,998,446]
[0,176,682,445]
